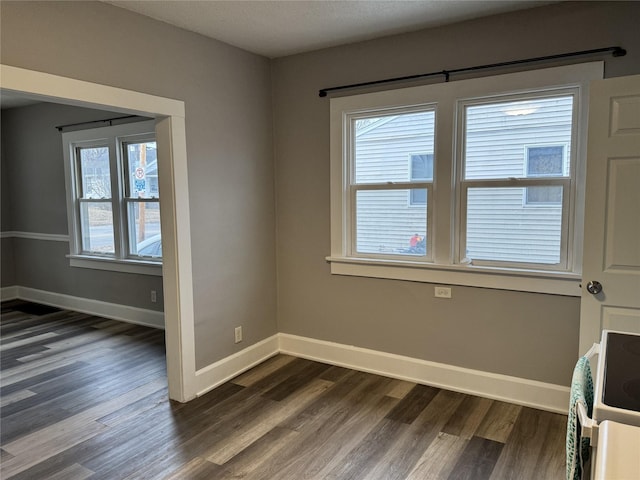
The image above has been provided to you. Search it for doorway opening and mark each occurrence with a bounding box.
[1,64,196,402]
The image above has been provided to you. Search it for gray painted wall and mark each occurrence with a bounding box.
[1,114,16,287]
[0,1,277,369]
[271,1,640,386]
[1,238,15,287]
[2,0,638,387]
[1,102,165,309]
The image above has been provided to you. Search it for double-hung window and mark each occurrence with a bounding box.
[62,120,162,275]
[329,62,603,295]
[459,94,574,268]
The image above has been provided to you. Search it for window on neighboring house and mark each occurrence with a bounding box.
[62,120,161,275]
[329,62,603,295]
[409,153,434,205]
[524,145,565,205]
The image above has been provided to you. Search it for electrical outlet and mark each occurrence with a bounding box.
[435,286,452,298]
[234,326,243,344]
[150,290,157,303]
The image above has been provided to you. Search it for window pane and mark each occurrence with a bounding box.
[410,154,433,181]
[78,147,110,198]
[128,201,162,258]
[464,96,573,180]
[526,186,563,205]
[79,202,114,254]
[527,146,564,176]
[125,142,159,199]
[466,187,563,264]
[356,189,427,255]
[354,111,435,184]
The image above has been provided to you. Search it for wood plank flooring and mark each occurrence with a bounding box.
[0,300,568,479]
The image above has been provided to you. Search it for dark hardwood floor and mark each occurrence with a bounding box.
[0,301,567,479]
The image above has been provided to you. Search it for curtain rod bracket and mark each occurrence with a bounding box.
[613,47,627,57]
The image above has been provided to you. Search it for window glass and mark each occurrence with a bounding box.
[462,95,573,266]
[410,154,434,181]
[526,185,563,205]
[125,142,159,199]
[354,111,435,184]
[527,146,564,176]
[465,187,563,264]
[464,96,573,180]
[351,109,434,258]
[410,154,433,205]
[78,147,110,198]
[123,140,162,258]
[128,202,162,258]
[355,189,427,255]
[79,202,115,254]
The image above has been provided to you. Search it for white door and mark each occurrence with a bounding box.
[579,74,640,355]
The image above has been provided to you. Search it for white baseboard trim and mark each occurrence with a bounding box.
[1,286,19,301]
[5,286,164,329]
[278,333,570,414]
[195,334,279,397]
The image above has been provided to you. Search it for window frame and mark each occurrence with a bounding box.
[62,120,162,276]
[328,62,604,296]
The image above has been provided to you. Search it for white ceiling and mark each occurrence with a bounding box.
[105,0,555,58]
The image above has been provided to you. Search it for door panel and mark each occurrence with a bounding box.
[580,75,640,355]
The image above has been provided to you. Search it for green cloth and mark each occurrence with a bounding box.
[566,356,594,480]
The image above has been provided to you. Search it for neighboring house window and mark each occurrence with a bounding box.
[62,120,161,275]
[409,154,433,205]
[329,62,603,294]
[524,145,565,205]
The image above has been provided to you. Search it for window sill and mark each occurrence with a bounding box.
[326,256,581,296]
[68,255,162,276]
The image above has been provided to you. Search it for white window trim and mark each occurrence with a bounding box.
[328,62,604,296]
[62,120,162,276]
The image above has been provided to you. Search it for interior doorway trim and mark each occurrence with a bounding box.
[0,64,197,402]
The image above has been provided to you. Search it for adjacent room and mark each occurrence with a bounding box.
[1,1,639,479]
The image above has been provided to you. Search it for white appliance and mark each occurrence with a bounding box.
[588,330,640,479]
[593,330,640,427]
[593,420,640,480]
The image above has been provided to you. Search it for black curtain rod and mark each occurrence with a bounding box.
[55,115,144,132]
[318,46,626,97]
